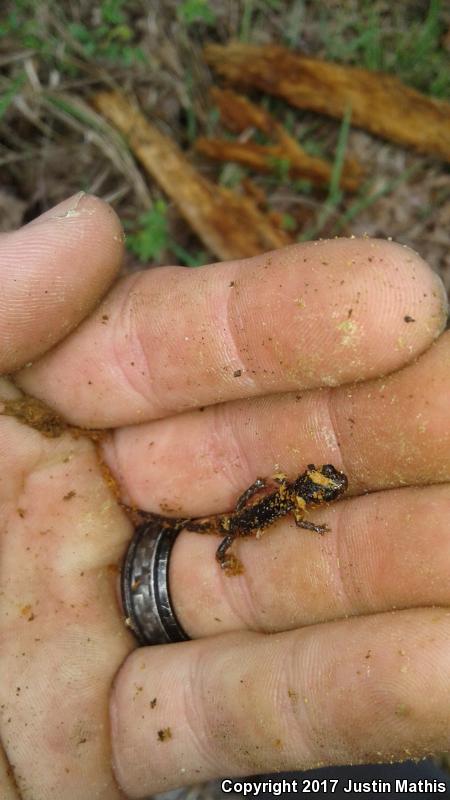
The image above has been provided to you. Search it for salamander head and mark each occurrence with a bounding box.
[295,464,348,504]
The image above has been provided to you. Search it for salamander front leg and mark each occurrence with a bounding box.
[293,509,329,534]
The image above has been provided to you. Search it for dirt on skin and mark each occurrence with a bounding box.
[1,392,122,501]
[2,395,71,438]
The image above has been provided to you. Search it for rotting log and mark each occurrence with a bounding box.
[204,42,450,163]
[196,137,361,191]
[91,91,293,261]
[196,87,362,191]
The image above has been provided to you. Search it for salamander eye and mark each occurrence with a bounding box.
[307,467,347,499]
[320,465,348,491]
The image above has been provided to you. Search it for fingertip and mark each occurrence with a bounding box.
[0,193,124,373]
[230,236,448,386]
[370,238,448,335]
[23,191,125,278]
[26,191,122,232]
[316,236,448,368]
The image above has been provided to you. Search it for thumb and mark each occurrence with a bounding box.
[0,192,124,373]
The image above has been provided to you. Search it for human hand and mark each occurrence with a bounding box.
[1,193,448,799]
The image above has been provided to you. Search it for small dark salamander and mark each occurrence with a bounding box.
[182,464,347,575]
[125,464,347,577]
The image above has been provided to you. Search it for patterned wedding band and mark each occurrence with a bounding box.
[121,518,190,646]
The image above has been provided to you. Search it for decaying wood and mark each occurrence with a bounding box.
[204,42,450,163]
[196,87,363,191]
[91,91,293,261]
[196,137,362,191]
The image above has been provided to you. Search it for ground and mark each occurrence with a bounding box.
[0,0,449,296]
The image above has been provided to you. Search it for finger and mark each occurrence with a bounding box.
[103,331,450,516]
[333,329,450,492]
[15,238,447,427]
[169,483,450,637]
[110,608,450,796]
[0,192,123,373]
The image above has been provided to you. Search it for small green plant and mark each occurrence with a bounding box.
[177,0,216,26]
[100,0,127,25]
[281,213,297,232]
[125,201,170,262]
[0,2,54,59]
[0,0,146,73]
[67,0,146,68]
[170,243,209,267]
[267,155,291,183]
[125,202,207,267]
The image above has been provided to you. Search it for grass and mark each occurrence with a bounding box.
[299,106,352,241]
[177,0,217,26]
[319,0,449,97]
[0,0,149,78]
[331,164,422,235]
[0,0,449,273]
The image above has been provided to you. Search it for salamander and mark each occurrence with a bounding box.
[182,463,348,575]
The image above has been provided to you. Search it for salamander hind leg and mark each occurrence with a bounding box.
[235,478,267,512]
[216,534,244,576]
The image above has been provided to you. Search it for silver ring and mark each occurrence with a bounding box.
[121,517,190,646]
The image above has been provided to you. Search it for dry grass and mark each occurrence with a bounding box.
[0,0,449,293]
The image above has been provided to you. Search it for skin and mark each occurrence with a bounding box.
[0,192,449,799]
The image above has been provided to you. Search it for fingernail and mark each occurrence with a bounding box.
[431,271,449,333]
[26,192,91,226]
